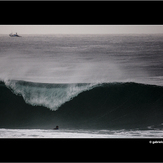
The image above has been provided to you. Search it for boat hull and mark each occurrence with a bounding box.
[9,34,21,37]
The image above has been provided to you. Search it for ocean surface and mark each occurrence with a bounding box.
[0,34,163,138]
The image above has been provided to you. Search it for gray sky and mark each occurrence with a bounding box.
[0,25,163,34]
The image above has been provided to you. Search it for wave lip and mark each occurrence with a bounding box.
[4,80,98,111]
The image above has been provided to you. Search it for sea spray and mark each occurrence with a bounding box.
[4,80,98,111]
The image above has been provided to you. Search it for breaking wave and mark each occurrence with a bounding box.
[1,80,163,129]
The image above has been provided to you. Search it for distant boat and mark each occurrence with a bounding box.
[9,32,21,37]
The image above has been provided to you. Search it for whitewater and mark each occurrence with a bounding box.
[0,34,163,138]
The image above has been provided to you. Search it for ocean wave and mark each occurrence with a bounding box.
[1,80,163,129]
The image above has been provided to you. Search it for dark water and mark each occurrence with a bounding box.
[0,34,163,131]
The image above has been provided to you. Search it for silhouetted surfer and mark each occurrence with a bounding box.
[54,126,59,130]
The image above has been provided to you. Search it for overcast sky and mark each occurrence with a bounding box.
[0,25,163,34]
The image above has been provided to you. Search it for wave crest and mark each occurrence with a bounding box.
[4,80,97,111]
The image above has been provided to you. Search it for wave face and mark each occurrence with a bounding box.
[1,80,163,129]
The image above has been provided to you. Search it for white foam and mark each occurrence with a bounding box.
[0,128,163,138]
[4,80,97,111]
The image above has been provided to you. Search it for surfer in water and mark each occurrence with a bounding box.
[54,126,59,130]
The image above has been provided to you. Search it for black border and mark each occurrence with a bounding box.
[0,138,162,161]
[0,1,163,25]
